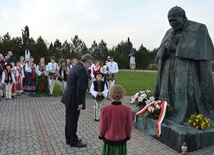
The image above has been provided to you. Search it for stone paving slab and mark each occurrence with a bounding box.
[0,94,214,155]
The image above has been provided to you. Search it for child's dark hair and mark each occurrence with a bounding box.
[110,85,124,101]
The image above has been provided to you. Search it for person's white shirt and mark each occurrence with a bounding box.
[15,66,25,78]
[46,62,59,73]
[36,64,48,76]
[88,63,95,79]
[106,61,119,74]
[25,63,36,73]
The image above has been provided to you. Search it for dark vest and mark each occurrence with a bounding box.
[93,81,105,92]
[59,66,68,81]
[4,69,12,83]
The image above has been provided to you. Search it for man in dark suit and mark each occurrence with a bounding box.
[61,53,93,147]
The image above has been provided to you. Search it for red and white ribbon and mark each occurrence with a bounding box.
[134,100,168,137]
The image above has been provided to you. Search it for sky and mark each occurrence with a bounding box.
[0,0,214,50]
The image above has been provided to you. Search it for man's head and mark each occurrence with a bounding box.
[61,59,66,66]
[108,56,114,62]
[168,6,187,31]
[73,58,78,65]
[81,54,93,69]
[8,51,13,56]
[50,56,55,62]
[5,64,12,70]
[95,72,103,81]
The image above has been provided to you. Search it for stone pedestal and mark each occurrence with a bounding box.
[132,108,214,152]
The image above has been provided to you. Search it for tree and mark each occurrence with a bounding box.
[135,44,149,69]
[98,39,108,64]
[70,35,86,59]
[31,36,48,63]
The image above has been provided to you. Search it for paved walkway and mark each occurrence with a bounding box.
[0,94,214,155]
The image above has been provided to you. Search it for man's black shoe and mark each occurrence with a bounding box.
[66,139,82,145]
[70,141,87,147]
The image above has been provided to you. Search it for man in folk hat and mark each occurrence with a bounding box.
[106,56,119,97]
[90,72,108,121]
[1,63,15,100]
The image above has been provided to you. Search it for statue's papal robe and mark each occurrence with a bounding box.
[154,20,214,123]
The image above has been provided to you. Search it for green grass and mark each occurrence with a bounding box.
[115,71,157,96]
[32,83,63,97]
[32,71,214,97]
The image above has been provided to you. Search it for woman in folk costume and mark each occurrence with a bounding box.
[90,72,108,121]
[10,62,17,97]
[92,61,102,80]
[19,56,25,90]
[46,56,59,96]
[15,61,25,95]
[58,60,69,93]
[1,64,16,100]
[23,57,37,94]
[36,57,49,95]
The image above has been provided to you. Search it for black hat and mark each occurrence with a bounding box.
[4,63,12,69]
[95,72,104,78]
[107,56,113,60]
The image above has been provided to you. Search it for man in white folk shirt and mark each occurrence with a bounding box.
[106,56,119,98]
[46,56,59,96]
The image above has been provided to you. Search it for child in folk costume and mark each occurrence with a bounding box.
[15,61,25,95]
[58,60,69,93]
[99,85,132,155]
[10,62,17,97]
[46,56,59,96]
[36,57,49,95]
[90,72,108,121]
[1,64,16,100]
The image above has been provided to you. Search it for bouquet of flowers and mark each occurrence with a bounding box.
[130,90,155,107]
[188,114,211,129]
[146,101,161,119]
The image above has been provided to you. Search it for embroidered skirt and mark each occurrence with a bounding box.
[36,75,49,95]
[23,72,36,93]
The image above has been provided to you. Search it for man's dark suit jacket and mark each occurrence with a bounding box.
[61,62,88,109]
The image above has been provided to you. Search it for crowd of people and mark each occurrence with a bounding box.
[0,51,80,100]
[0,51,119,101]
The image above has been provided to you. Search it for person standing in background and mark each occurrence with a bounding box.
[36,57,49,95]
[15,61,25,95]
[58,60,69,93]
[106,56,119,97]
[0,54,6,100]
[46,56,59,96]
[2,64,16,100]
[23,57,37,94]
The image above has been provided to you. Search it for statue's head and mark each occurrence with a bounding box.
[167,6,187,31]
